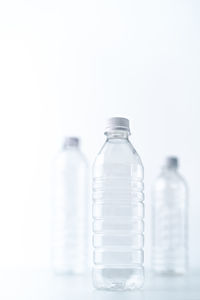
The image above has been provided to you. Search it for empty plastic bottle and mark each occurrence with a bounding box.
[152,157,188,275]
[92,117,144,290]
[53,137,89,274]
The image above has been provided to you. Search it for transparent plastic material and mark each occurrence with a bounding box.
[53,138,88,275]
[152,158,188,275]
[92,127,144,290]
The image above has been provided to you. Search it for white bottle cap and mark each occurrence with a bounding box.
[104,117,130,134]
[165,156,178,169]
[63,137,79,148]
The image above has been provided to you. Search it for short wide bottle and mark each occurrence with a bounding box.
[92,117,144,290]
[53,137,88,274]
[152,157,188,275]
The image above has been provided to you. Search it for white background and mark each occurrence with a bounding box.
[0,0,199,270]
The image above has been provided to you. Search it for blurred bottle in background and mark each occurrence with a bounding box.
[53,137,89,275]
[92,117,144,290]
[152,157,188,275]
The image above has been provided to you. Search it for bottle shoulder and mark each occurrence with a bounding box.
[55,149,88,169]
[95,139,142,165]
[93,139,143,179]
[153,170,187,192]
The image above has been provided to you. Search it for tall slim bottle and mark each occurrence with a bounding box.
[92,117,144,290]
[53,137,88,274]
[152,157,188,275]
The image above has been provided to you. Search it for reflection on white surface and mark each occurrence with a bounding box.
[0,270,199,300]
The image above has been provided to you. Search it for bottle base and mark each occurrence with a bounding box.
[93,267,144,291]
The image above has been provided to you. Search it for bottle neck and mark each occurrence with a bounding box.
[162,165,178,173]
[106,130,129,140]
[63,144,79,151]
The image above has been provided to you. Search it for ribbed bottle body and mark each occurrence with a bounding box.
[53,147,88,274]
[152,170,188,275]
[92,138,144,290]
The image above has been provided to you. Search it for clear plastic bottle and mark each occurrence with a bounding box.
[92,117,144,290]
[53,137,89,275]
[152,157,188,275]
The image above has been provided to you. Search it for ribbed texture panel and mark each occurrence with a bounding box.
[152,200,187,274]
[93,176,144,269]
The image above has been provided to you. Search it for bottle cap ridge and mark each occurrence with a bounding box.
[63,137,79,148]
[105,117,130,134]
[165,156,178,169]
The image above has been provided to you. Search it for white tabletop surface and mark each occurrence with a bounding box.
[0,270,200,300]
